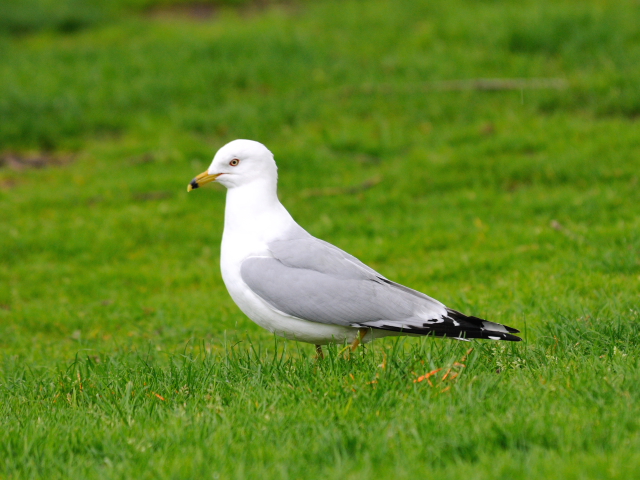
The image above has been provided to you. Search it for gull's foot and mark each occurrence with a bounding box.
[314,344,324,360]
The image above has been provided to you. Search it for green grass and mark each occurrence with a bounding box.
[3,331,640,479]
[1,0,639,478]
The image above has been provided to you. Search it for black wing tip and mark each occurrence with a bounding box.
[353,309,523,342]
[445,308,520,335]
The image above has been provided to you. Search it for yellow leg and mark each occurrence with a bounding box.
[337,329,369,358]
[350,328,368,352]
[315,344,324,360]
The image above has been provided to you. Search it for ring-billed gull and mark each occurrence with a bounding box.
[188,139,521,356]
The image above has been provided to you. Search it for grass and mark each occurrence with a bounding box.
[0,0,639,478]
[2,332,640,479]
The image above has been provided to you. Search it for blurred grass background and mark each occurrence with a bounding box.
[0,0,639,478]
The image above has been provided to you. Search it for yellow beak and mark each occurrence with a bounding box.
[187,171,221,192]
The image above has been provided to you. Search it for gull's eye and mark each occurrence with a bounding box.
[229,159,240,166]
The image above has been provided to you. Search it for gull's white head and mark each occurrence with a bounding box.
[187,139,277,191]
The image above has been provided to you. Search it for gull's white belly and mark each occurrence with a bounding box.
[221,258,362,345]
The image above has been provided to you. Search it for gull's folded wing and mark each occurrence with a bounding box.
[239,235,521,341]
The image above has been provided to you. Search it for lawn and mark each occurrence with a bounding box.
[1,0,639,478]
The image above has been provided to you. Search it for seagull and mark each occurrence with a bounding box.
[187,139,521,357]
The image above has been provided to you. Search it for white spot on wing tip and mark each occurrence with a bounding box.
[483,321,509,334]
[488,336,502,340]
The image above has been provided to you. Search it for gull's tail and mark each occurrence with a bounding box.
[356,308,522,342]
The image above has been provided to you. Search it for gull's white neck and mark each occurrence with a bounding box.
[222,178,296,245]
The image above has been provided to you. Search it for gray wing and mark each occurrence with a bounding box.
[266,233,384,281]
[240,233,522,341]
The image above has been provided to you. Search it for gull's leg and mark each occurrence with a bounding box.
[350,329,368,352]
[315,344,324,360]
